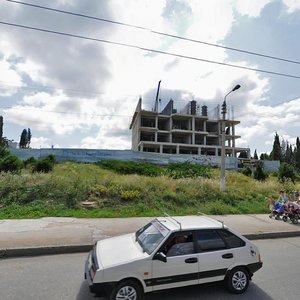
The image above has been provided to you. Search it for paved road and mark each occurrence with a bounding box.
[1,237,300,300]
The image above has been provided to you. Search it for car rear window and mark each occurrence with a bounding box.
[218,229,246,248]
[196,230,226,252]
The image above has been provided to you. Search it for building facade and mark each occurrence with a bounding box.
[130,98,250,158]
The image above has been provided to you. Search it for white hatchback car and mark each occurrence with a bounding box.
[85,215,262,300]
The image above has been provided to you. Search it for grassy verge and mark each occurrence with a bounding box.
[0,161,297,219]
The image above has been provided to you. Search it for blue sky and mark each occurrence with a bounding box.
[1,0,300,155]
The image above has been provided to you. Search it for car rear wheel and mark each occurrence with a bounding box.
[110,279,143,300]
[226,267,249,294]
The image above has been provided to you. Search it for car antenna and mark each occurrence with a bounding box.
[163,212,182,230]
[197,211,225,228]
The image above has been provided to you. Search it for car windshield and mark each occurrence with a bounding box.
[136,220,169,254]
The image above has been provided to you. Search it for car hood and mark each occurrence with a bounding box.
[96,233,146,268]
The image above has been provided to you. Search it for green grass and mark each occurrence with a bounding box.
[0,161,299,219]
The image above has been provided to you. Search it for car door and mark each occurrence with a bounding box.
[195,229,236,284]
[150,231,199,291]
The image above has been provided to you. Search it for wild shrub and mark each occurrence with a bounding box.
[0,146,10,158]
[253,164,267,181]
[96,160,162,176]
[278,162,297,184]
[24,156,37,168]
[241,166,252,177]
[0,154,23,173]
[33,155,56,173]
[165,162,212,179]
[120,190,140,201]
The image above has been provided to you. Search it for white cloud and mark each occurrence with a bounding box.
[282,0,300,12]
[16,59,47,85]
[0,60,24,96]
[185,0,235,41]
[234,0,274,17]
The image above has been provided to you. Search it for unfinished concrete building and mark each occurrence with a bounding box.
[130,97,250,158]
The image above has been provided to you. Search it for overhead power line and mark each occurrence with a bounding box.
[6,0,300,66]
[1,21,300,80]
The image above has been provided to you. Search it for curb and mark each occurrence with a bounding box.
[1,231,300,259]
[0,244,93,259]
[244,230,300,240]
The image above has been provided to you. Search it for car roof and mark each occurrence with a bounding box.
[156,215,227,232]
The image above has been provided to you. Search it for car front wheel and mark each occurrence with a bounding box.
[226,267,249,294]
[110,279,143,300]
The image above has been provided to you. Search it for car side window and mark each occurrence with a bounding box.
[162,232,195,257]
[196,230,226,252]
[217,229,246,248]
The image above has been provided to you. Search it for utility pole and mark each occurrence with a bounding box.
[220,84,241,192]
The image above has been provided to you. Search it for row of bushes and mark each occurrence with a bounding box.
[96,160,213,179]
[0,147,55,173]
[241,162,298,183]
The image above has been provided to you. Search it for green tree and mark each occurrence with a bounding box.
[253,149,258,160]
[285,142,293,164]
[19,129,28,148]
[26,128,32,148]
[33,155,56,173]
[19,128,32,149]
[0,154,23,173]
[270,132,282,162]
[241,166,252,177]
[260,153,270,160]
[0,146,9,158]
[294,137,300,172]
[253,164,267,181]
[278,162,296,184]
[0,116,3,141]
[0,116,7,147]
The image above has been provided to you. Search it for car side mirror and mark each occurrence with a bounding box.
[154,252,167,263]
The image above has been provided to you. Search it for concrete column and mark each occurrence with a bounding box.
[176,145,180,154]
[160,144,163,153]
[232,124,236,147]
[192,117,195,144]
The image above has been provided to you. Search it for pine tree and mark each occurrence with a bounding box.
[26,128,32,148]
[270,132,282,162]
[0,115,3,141]
[285,141,292,164]
[254,164,266,181]
[253,149,258,160]
[19,129,28,149]
[294,137,300,171]
[281,139,287,162]
[260,153,270,160]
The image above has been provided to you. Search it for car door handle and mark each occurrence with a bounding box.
[185,257,198,264]
[222,253,233,259]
